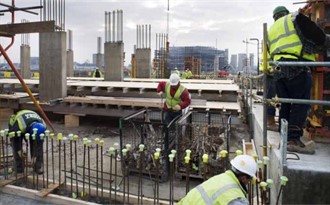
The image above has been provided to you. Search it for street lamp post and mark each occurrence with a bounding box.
[250,38,260,75]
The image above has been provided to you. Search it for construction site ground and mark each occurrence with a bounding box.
[0,112,250,204]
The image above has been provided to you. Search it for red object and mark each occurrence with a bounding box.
[218,70,229,77]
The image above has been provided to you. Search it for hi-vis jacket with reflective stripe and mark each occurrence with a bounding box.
[165,82,185,109]
[268,13,316,62]
[9,110,44,134]
[178,170,247,205]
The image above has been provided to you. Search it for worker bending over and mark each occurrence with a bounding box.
[9,110,47,174]
[157,73,191,124]
[178,155,257,205]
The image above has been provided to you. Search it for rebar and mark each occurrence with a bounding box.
[51,134,55,184]
[109,151,113,204]
[96,141,99,199]
[70,137,73,193]
[100,142,104,199]
[58,138,61,191]
[74,137,78,195]
[82,143,86,196]
[46,132,49,188]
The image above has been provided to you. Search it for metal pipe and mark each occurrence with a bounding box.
[262,23,268,160]
[270,97,330,106]
[270,61,330,67]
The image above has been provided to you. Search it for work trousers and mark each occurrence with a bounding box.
[266,74,276,117]
[11,135,43,173]
[275,71,312,140]
[164,110,182,125]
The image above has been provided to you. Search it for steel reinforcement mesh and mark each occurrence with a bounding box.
[176,111,230,178]
[119,108,178,181]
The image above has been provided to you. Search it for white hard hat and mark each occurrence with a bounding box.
[169,73,180,86]
[230,155,257,178]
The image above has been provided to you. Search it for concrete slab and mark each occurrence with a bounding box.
[252,103,330,204]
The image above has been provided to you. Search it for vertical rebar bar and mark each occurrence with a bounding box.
[58,133,62,192]
[73,135,78,195]
[95,138,99,199]
[109,149,113,204]
[69,134,73,194]
[82,138,87,197]
[100,140,104,199]
[50,133,55,184]
[45,131,49,188]
[88,140,91,197]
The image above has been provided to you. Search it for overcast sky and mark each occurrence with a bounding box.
[0,0,303,65]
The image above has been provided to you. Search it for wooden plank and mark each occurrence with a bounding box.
[1,185,98,205]
[0,21,56,35]
[0,174,24,187]
[36,183,60,197]
[63,96,207,108]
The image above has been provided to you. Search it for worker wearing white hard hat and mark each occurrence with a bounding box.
[178,155,257,205]
[157,73,191,124]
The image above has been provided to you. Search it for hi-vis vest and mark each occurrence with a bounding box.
[9,110,44,133]
[178,170,247,205]
[165,82,185,109]
[268,13,316,62]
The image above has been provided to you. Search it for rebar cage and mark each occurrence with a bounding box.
[175,110,231,179]
[119,108,178,181]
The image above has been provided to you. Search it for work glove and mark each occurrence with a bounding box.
[173,104,181,111]
[157,91,163,96]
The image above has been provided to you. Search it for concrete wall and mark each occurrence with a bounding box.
[135,48,151,78]
[66,50,74,77]
[104,42,124,81]
[252,104,330,204]
[20,45,31,79]
[39,32,67,101]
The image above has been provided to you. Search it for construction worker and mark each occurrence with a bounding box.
[92,67,103,78]
[178,155,257,205]
[157,73,191,124]
[174,67,180,76]
[182,68,193,79]
[9,110,46,174]
[268,6,330,154]
[260,53,278,132]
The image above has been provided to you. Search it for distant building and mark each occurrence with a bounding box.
[238,53,247,71]
[230,54,238,70]
[168,46,228,73]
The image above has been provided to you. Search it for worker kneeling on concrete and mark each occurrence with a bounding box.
[9,110,47,174]
[178,155,257,205]
[157,73,191,124]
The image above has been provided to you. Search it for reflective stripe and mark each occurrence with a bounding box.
[196,183,241,204]
[211,184,240,201]
[196,185,212,205]
[272,41,302,56]
[17,115,27,131]
[269,16,296,45]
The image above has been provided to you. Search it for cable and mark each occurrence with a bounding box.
[286,152,300,160]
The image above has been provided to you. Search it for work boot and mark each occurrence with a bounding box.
[287,139,315,155]
[267,116,279,132]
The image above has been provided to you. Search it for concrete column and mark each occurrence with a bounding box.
[135,48,151,78]
[20,45,31,79]
[39,31,67,101]
[67,50,74,77]
[104,42,124,81]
